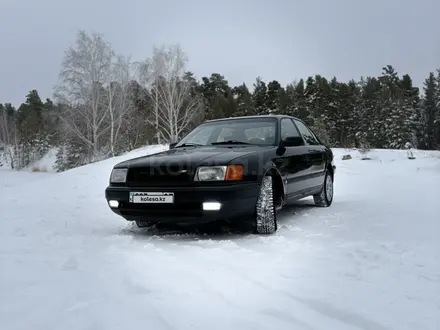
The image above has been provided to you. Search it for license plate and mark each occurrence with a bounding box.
[129,192,174,204]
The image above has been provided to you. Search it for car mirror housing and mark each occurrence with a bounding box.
[282,136,304,147]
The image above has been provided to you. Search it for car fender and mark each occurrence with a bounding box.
[330,159,336,175]
[327,148,336,175]
[261,163,287,198]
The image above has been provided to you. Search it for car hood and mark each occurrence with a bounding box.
[117,145,268,169]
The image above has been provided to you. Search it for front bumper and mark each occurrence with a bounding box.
[105,182,260,224]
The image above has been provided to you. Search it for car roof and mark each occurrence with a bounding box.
[204,114,301,123]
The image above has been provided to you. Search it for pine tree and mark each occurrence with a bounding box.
[323,77,339,145]
[400,74,421,148]
[14,90,49,168]
[358,77,381,148]
[421,72,438,149]
[233,83,254,116]
[266,80,283,114]
[377,65,401,148]
[382,73,417,149]
[304,76,317,126]
[199,73,231,120]
[252,77,268,115]
[289,79,309,122]
[434,70,440,149]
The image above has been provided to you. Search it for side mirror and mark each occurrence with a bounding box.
[169,142,178,149]
[282,136,304,147]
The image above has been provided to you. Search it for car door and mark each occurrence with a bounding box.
[292,119,327,191]
[273,118,311,199]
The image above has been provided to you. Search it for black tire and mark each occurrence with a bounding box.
[313,169,334,207]
[135,221,152,228]
[255,175,278,234]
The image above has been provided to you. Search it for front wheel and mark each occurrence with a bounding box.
[313,170,334,207]
[254,175,278,234]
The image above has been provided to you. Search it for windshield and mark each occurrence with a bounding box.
[175,117,278,147]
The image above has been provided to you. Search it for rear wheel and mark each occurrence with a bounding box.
[313,169,333,207]
[255,175,277,234]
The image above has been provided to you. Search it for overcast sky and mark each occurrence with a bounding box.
[1,0,439,106]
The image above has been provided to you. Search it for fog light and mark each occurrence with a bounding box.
[203,202,221,211]
[109,200,119,208]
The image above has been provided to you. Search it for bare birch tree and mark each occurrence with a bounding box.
[135,44,201,143]
[103,54,134,156]
[54,30,114,161]
[0,107,16,168]
[135,52,162,144]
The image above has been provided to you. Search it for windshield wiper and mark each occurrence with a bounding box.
[174,143,204,148]
[211,140,252,145]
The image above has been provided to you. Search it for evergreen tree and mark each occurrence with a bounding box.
[400,74,421,148]
[14,90,49,168]
[290,79,309,122]
[304,76,317,126]
[266,80,283,114]
[232,83,254,116]
[421,72,438,150]
[199,73,231,119]
[384,73,415,149]
[434,70,440,148]
[252,77,268,115]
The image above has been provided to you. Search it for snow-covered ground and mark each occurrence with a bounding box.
[0,170,54,192]
[0,146,439,330]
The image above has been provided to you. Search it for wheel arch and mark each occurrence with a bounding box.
[262,166,285,207]
[326,161,335,178]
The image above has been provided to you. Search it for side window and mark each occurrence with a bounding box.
[280,118,301,140]
[293,120,319,145]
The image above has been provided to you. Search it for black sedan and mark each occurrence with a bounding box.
[105,115,336,234]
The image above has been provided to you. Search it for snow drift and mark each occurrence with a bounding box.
[0,145,439,330]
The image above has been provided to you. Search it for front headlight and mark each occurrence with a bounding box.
[194,165,244,181]
[110,168,128,183]
[195,166,227,181]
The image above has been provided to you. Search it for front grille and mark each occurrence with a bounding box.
[127,165,194,186]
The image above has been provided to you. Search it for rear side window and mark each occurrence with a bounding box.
[280,118,301,140]
[293,119,319,145]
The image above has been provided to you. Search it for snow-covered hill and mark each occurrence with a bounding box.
[0,146,439,330]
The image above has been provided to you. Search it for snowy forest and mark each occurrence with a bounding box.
[1,30,440,172]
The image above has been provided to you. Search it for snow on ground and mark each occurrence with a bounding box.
[0,146,439,330]
[0,170,54,192]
